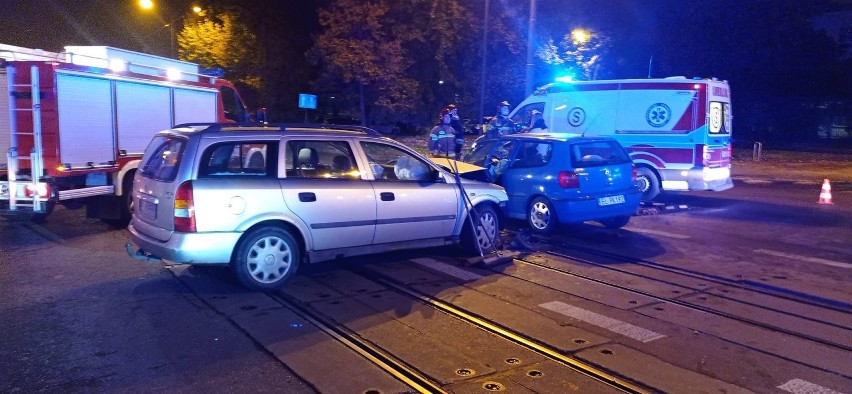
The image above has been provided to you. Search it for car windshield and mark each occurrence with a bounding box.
[569,140,631,167]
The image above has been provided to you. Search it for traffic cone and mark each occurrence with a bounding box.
[818,179,833,204]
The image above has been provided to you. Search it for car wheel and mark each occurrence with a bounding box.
[528,197,558,235]
[635,167,660,201]
[233,226,300,291]
[599,215,630,229]
[462,204,500,255]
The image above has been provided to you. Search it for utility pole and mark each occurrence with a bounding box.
[524,0,537,97]
[478,0,490,128]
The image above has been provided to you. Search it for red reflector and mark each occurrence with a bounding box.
[558,171,579,188]
[174,181,196,232]
[631,165,638,181]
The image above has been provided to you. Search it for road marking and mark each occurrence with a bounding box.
[754,249,852,269]
[539,301,666,343]
[778,378,843,394]
[623,226,691,239]
[410,258,483,281]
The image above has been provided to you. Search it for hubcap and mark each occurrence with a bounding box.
[475,212,497,249]
[246,236,291,284]
[530,202,551,230]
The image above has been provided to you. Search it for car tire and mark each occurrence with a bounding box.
[528,196,558,235]
[462,204,500,255]
[233,226,300,291]
[635,166,661,201]
[600,215,631,229]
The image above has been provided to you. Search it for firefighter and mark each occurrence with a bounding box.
[428,108,457,157]
[486,100,518,138]
[446,104,466,160]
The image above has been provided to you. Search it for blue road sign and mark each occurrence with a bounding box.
[298,94,317,109]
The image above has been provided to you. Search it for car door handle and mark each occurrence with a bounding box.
[298,192,316,202]
[380,192,394,201]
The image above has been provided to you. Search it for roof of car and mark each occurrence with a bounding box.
[164,122,386,139]
[496,132,617,143]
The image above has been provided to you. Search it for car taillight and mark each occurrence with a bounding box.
[558,171,579,189]
[25,183,50,198]
[174,181,196,232]
[631,164,638,182]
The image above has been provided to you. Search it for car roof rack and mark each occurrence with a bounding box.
[170,122,383,137]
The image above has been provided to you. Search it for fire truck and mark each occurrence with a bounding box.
[0,44,249,224]
[509,77,733,200]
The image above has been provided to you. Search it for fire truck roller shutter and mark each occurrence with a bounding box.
[173,88,217,126]
[115,81,171,154]
[56,73,115,166]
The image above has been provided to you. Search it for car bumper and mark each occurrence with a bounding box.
[128,222,241,264]
[551,191,641,223]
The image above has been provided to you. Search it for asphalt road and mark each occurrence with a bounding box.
[1,177,849,393]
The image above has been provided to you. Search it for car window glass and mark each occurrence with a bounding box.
[200,142,277,177]
[570,140,631,167]
[464,139,497,167]
[360,141,433,182]
[284,140,360,179]
[139,135,185,182]
[512,141,551,168]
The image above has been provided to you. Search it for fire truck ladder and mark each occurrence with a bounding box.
[5,65,48,212]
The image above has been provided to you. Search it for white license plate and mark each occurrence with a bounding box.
[598,195,625,206]
[138,199,157,220]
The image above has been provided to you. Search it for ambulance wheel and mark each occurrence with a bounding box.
[528,197,558,235]
[635,167,660,201]
[233,226,300,291]
[462,204,500,255]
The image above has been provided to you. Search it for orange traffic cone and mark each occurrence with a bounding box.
[818,179,833,204]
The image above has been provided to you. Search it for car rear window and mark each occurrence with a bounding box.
[570,140,631,167]
[139,135,186,182]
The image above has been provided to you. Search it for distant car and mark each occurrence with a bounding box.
[461,133,641,234]
[127,123,508,291]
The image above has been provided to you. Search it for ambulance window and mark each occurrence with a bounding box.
[511,103,546,127]
[220,86,247,122]
[709,102,729,134]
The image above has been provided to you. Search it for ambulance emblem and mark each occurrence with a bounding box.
[645,103,671,127]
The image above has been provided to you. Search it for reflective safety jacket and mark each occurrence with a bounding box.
[428,124,457,157]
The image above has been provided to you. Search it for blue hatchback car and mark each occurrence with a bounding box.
[463,133,641,234]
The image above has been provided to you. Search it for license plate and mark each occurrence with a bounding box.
[138,199,157,220]
[598,195,625,206]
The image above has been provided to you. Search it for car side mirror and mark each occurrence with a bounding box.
[431,169,446,183]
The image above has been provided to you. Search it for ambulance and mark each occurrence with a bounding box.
[509,77,733,200]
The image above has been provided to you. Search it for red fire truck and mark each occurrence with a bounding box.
[1,44,249,224]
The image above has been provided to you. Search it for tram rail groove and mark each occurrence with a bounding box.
[345,264,652,394]
[269,292,447,394]
[541,240,852,314]
[514,250,851,353]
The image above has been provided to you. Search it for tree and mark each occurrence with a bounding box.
[538,28,610,81]
[310,0,419,126]
[177,8,262,99]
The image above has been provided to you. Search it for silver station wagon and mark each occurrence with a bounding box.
[127,123,508,291]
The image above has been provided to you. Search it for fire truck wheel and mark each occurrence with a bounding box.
[233,226,301,291]
[102,173,134,228]
[635,167,660,201]
[30,200,56,223]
